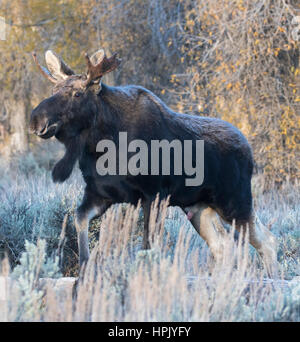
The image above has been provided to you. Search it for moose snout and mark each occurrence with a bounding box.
[29,122,48,136]
[29,93,63,138]
[28,125,36,135]
[29,108,48,135]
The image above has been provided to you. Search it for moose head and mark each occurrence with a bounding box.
[29,49,121,140]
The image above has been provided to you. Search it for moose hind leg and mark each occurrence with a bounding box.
[186,204,228,263]
[242,212,278,278]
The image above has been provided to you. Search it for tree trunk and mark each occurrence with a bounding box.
[9,98,29,154]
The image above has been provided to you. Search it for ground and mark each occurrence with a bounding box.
[0,154,299,321]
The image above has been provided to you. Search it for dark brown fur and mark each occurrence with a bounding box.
[30,52,254,265]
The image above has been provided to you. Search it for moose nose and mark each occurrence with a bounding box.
[29,106,48,135]
[28,126,36,134]
[37,123,49,136]
[28,117,39,134]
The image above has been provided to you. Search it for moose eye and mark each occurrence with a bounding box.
[74,91,82,97]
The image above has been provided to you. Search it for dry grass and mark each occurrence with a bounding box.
[1,191,299,322]
[0,157,299,322]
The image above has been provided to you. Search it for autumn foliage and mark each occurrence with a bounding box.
[0,0,299,188]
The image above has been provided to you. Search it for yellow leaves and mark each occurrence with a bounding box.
[274,48,280,56]
[186,19,195,27]
[234,81,241,90]
[281,127,287,135]
[264,145,273,152]
[283,44,292,50]
[164,0,299,185]
[267,46,272,55]
[161,89,165,95]
[195,84,201,92]
[230,64,236,73]
[176,102,183,112]
[170,74,178,84]
[237,2,246,12]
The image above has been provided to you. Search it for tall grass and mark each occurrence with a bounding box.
[0,156,299,321]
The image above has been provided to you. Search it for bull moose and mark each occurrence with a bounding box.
[29,49,278,276]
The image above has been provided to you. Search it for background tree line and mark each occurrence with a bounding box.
[0,0,299,188]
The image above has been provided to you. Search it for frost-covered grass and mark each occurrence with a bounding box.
[0,154,82,275]
[0,155,299,321]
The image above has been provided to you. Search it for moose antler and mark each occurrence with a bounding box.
[84,51,121,86]
[32,52,57,84]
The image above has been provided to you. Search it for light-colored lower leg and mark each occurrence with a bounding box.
[244,212,278,277]
[185,204,279,277]
[186,204,228,262]
[75,206,103,267]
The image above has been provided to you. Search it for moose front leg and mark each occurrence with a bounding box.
[75,193,111,267]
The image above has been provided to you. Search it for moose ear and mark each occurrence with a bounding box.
[90,49,105,66]
[45,50,75,81]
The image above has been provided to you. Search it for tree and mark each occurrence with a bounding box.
[170,0,300,187]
